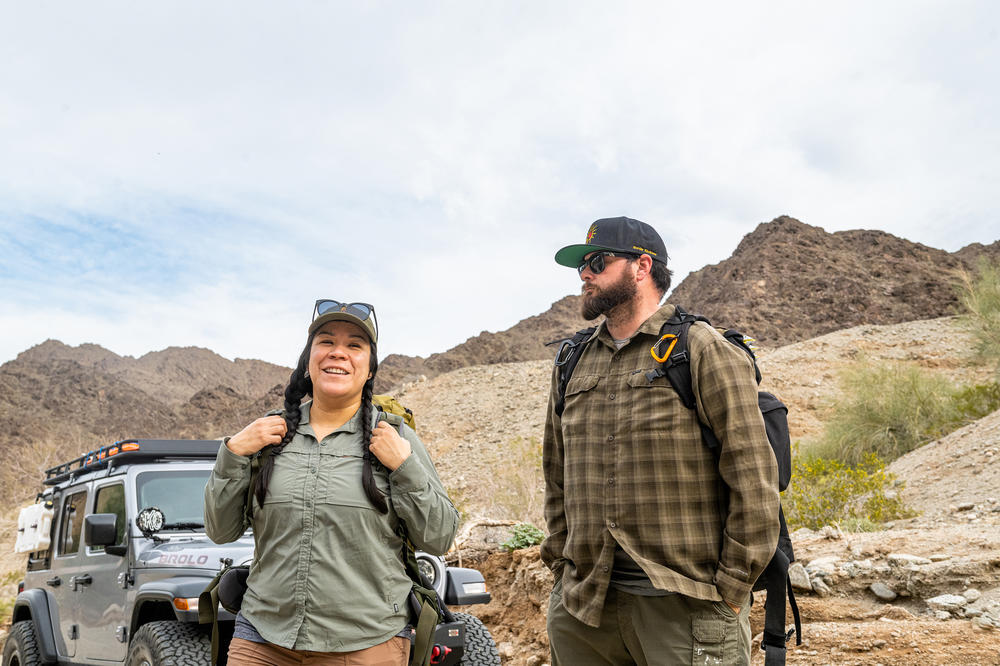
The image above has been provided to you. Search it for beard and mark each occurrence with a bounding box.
[580,269,638,321]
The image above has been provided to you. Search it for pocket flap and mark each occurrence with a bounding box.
[565,374,599,396]
[692,616,725,642]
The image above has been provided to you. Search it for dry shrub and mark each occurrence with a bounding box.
[958,258,1000,378]
[483,435,544,526]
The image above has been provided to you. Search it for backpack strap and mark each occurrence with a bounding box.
[551,327,598,417]
[647,306,720,452]
[375,408,447,666]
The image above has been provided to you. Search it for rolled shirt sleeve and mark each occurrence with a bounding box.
[204,439,252,544]
[388,424,459,556]
[690,324,781,605]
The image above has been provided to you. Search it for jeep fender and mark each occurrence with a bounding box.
[12,588,60,663]
[444,567,491,606]
[133,576,235,629]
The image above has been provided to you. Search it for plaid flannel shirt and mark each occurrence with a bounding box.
[541,303,780,627]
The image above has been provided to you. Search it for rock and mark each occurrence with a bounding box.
[887,553,931,567]
[788,562,811,591]
[928,553,951,562]
[956,502,975,511]
[935,610,952,621]
[963,588,982,603]
[972,616,997,630]
[497,642,515,659]
[870,582,897,602]
[790,527,816,540]
[873,639,887,648]
[526,657,544,666]
[812,579,831,597]
[807,556,841,577]
[927,594,968,613]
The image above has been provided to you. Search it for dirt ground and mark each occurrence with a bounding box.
[454,539,1000,666]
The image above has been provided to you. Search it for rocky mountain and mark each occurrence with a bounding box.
[669,216,1000,346]
[380,216,999,388]
[0,341,289,447]
[376,295,592,392]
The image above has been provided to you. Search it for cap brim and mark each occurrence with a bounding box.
[554,243,618,268]
[308,312,377,344]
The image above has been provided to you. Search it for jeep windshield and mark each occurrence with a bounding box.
[136,469,211,531]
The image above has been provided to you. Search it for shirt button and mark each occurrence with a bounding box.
[609,393,616,400]
[608,478,615,486]
[320,441,327,446]
[607,435,615,442]
[310,466,318,474]
[609,521,617,528]
[603,565,610,572]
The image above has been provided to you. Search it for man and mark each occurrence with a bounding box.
[542,216,780,665]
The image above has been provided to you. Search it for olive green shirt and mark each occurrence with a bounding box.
[541,303,780,627]
[204,401,458,652]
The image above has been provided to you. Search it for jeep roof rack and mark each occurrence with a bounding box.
[43,439,222,486]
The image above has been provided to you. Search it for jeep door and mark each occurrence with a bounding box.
[76,480,129,662]
[50,488,89,659]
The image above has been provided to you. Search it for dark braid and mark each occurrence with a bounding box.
[254,337,314,508]
[360,375,388,514]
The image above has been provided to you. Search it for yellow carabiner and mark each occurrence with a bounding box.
[651,334,678,363]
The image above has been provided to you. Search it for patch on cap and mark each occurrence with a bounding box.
[586,224,597,243]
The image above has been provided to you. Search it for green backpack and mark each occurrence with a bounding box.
[200,397,444,666]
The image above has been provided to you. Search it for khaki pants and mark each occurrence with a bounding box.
[227,636,410,666]
[547,582,751,666]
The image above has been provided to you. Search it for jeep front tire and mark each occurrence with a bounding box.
[452,612,500,666]
[2,621,44,666]
[125,621,211,666]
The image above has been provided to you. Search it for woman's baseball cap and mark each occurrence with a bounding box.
[308,300,378,344]
[555,216,668,269]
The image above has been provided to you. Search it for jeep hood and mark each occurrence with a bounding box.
[135,533,255,571]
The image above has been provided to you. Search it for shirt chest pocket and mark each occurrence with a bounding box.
[560,374,601,444]
[318,453,391,510]
[625,369,691,434]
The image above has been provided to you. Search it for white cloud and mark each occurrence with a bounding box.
[0,1,997,366]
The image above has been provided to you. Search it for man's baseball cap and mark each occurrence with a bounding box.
[554,216,668,269]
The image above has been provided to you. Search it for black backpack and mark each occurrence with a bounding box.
[551,305,801,666]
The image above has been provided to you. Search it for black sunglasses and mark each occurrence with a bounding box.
[577,251,638,276]
[312,299,378,339]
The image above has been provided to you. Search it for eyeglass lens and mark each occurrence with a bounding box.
[578,253,608,276]
[314,300,373,321]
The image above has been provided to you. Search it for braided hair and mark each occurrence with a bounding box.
[254,332,387,513]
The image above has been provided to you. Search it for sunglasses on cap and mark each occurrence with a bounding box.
[577,251,638,276]
[312,299,379,340]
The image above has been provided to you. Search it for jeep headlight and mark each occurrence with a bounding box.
[417,559,436,586]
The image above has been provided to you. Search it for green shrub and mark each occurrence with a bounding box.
[951,382,1000,422]
[813,359,959,464]
[958,258,1000,377]
[500,523,546,551]
[783,450,915,531]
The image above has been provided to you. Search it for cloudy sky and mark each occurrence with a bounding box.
[1,1,997,368]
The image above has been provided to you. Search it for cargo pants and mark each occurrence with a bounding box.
[547,578,751,666]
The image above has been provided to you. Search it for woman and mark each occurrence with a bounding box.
[205,299,458,665]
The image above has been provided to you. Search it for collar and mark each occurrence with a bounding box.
[299,400,364,435]
[595,302,678,346]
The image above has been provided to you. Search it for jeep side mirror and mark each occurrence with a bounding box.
[85,513,119,547]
